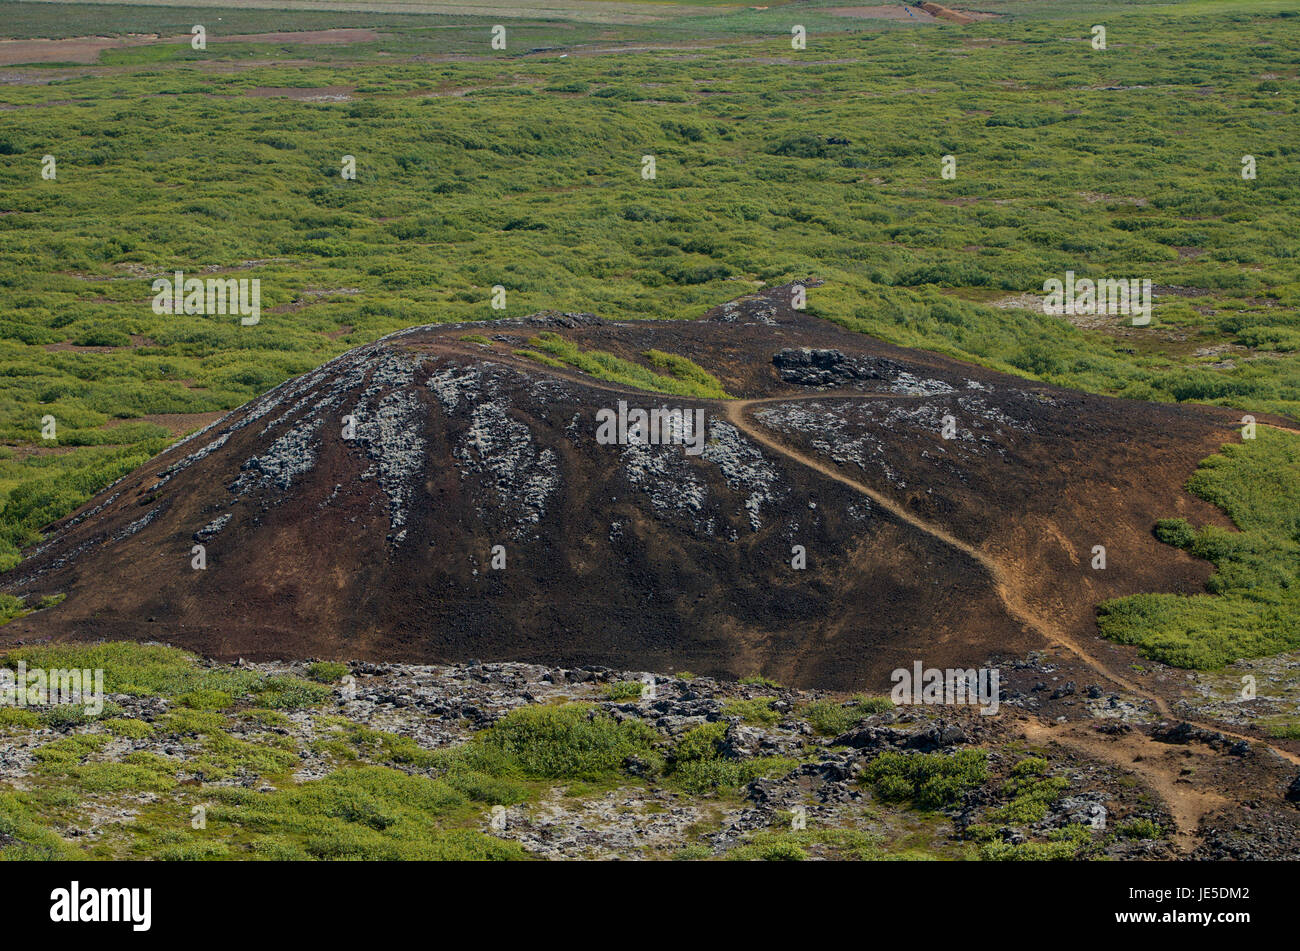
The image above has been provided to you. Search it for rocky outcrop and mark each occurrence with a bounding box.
[772,348,904,387]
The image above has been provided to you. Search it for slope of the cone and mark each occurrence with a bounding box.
[1,285,1242,689]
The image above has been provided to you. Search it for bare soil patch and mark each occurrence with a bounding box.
[0,29,384,67]
[43,341,119,354]
[245,85,354,101]
[826,5,938,20]
[220,29,384,45]
[827,4,994,22]
[0,35,158,66]
[118,412,228,438]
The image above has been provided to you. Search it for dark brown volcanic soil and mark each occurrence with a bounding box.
[0,284,1260,696]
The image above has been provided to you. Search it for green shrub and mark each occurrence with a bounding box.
[801,695,892,736]
[729,839,807,861]
[986,758,1067,825]
[864,749,988,810]
[0,708,41,731]
[177,688,234,711]
[672,843,713,861]
[604,681,645,701]
[0,791,79,860]
[668,721,795,794]
[306,661,350,684]
[0,595,29,626]
[203,766,529,861]
[726,828,881,861]
[252,676,333,710]
[102,717,154,739]
[470,703,659,782]
[1153,518,1197,549]
[1117,818,1163,840]
[671,755,798,795]
[980,824,1095,861]
[525,334,729,399]
[721,697,781,726]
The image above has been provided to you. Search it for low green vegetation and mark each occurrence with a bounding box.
[189,768,530,861]
[979,823,1097,861]
[3,642,329,708]
[2,443,172,572]
[720,697,781,726]
[0,708,41,731]
[723,826,883,862]
[0,594,27,626]
[306,661,350,684]
[603,680,645,701]
[1117,818,1163,840]
[863,749,989,810]
[668,721,797,794]
[985,756,1069,825]
[466,703,660,782]
[513,349,566,368]
[800,695,894,736]
[0,790,80,860]
[1099,428,1300,668]
[524,334,730,399]
[642,350,732,398]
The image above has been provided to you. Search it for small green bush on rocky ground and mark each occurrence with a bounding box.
[668,721,797,795]
[801,695,894,737]
[864,750,989,811]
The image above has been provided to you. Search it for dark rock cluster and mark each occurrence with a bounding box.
[772,348,903,387]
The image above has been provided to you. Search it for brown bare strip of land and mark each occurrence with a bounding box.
[0,30,388,66]
[10,0,731,28]
[826,5,939,21]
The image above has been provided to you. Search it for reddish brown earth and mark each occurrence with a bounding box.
[825,4,996,23]
[0,30,386,67]
[0,285,1271,700]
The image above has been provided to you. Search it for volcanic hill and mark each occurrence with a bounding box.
[0,285,1250,691]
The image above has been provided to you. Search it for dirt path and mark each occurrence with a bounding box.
[1021,719,1227,851]
[722,398,1162,704]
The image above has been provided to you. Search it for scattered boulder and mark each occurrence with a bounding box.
[1052,796,1108,831]
[1153,721,1234,752]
